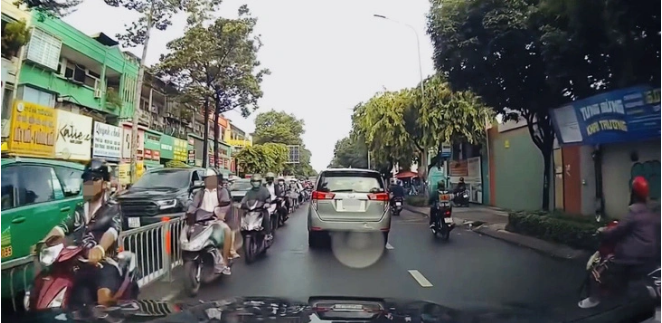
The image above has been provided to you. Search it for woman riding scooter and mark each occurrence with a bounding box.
[578,176,661,309]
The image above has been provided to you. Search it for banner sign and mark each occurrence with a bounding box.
[92,122,121,161]
[551,85,661,145]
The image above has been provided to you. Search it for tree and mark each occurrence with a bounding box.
[235,143,288,175]
[1,20,30,59]
[328,135,368,169]
[15,0,82,16]
[251,111,316,177]
[427,0,659,210]
[158,5,269,168]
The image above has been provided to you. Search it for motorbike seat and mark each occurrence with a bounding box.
[116,251,137,274]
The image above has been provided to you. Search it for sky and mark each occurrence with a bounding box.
[63,0,437,171]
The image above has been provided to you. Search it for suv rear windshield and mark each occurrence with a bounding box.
[317,171,384,193]
[132,170,191,189]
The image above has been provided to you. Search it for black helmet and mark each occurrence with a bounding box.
[437,180,446,190]
[459,177,465,182]
[82,158,110,182]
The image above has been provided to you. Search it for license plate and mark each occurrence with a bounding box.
[128,217,141,228]
[395,201,402,206]
[342,199,361,211]
[444,218,453,224]
[439,194,451,201]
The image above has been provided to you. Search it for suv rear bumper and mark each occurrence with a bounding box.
[307,205,391,232]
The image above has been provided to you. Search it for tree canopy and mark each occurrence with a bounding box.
[350,75,492,179]
[426,0,659,210]
[328,133,368,169]
[235,143,288,175]
[251,111,316,177]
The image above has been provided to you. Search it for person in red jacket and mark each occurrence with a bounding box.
[578,176,661,309]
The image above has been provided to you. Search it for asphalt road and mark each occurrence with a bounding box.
[140,204,627,320]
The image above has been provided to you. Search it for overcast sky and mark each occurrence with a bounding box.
[64,0,436,171]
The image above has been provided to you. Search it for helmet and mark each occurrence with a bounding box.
[265,172,275,179]
[202,168,217,178]
[277,176,285,181]
[632,176,649,200]
[82,158,110,182]
[250,174,263,182]
[437,180,446,190]
[459,177,465,182]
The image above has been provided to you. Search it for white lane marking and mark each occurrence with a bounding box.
[385,242,394,250]
[408,270,433,287]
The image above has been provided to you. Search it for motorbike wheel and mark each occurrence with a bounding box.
[183,261,200,297]
[244,234,257,264]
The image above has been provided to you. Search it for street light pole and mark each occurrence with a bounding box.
[373,14,425,98]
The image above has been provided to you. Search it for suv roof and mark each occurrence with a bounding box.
[319,168,380,174]
[1,156,85,169]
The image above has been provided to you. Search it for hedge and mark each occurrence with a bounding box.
[505,210,603,250]
[405,195,428,207]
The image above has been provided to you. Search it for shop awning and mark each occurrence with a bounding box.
[395,171,418,179]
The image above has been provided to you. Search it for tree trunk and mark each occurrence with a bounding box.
[541,146,552,211]
[129,4,153,182]
[524,112,555,211]
[213,86,221,169]
[202,96,210,168]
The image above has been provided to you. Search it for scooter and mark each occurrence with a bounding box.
[179,214,229,297]
[453,189,470,207]
[27,237,139,311]
[241,200,276,264]
[276,196,289,226]
[390,195,404,216]
[432,190,455,241]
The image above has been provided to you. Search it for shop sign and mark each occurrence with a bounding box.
[173,138,188,161]
[152,150,160,161]
[145,149,153,160]
[8,101,56,158]
[188,149,195,165]
[121,126,145,159]
[159,135,175,160]
[144,132,161,151]
[55,110,93,161]
[92,122,121,161]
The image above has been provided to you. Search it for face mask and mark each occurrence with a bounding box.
[250,181,261,189]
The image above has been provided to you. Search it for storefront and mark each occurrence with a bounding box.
[159,135,188,165]
[449,157,484,204]
[120,123,145,181]
[144,130,162,170]
[188,133,204,167]
[6,101,56,158]
[55,109,93,162]
[92,121,121,163]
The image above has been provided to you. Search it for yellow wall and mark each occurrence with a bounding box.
[1,0,31,21]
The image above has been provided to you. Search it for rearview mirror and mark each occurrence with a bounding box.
[192,180,204,189]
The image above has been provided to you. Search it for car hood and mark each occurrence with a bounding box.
[116,188,181,201]
[9,297,568,323]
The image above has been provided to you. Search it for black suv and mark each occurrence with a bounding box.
[116,167,205,230]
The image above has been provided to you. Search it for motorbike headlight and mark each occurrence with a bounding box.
[156,199,178,210]
[39,244,64,267]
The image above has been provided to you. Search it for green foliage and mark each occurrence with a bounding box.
[506,211,603,250]
[405,195,428,207]
[251,111,316,177]
[328,134,368,169]
[1,19,30,58]
[158,6,269,119]
[104,88,122,110]
[165,160,190,168]
[235,143,288,175]
[14,0,82,16]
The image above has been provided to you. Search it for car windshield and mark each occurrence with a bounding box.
[132,170,190,189]
[230,180,252,191]
[318,172,383,193]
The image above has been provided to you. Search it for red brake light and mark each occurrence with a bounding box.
[312,191,335,200]
[444,211,451,217]
[368,193,389,201]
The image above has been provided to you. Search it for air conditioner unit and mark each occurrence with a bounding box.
[94,87,102,98]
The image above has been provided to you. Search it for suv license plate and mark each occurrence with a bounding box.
[444,218,453,224]
[128,217,141,228]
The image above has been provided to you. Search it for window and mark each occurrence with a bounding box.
[20,86,55,107]
[53,167,83,197]
[2,86,14,120]
[25,28,62,71]
[2,165,55,209]
[317,171,384,193]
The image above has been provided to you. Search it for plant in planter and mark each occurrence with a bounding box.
[105,88,122,110]
[1,20,30,59]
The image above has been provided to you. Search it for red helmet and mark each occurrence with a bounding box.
[631,176,650,200]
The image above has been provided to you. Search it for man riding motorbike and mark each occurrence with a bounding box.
[578,176,661,309]
[429,180,448,228]
[241,174,274,240]
[187,168,233,275]
[276,176,288,212]
[36,159,123,306]
[388,179,406,207]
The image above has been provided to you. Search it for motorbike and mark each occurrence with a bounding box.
[276,196,289,226]
[453,189,470,207]
[241,200,277,264]
[179,214,230,297]
[390,195,404,216]
[432,190,455,240]
[26,237,139,311]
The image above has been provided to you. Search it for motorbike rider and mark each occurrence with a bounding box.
[241,174,274,240]
[187,168,233,275]
[36,159,123,306]
[578,176,661,309]
[276,176,289,211]
[388,179,406,207]
[428,180,448,228]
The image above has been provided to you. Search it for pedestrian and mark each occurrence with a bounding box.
[578,176,661,309]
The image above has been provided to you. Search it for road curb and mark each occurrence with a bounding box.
[471,225,592,261]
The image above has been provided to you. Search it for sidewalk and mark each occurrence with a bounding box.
[404,203,591,261]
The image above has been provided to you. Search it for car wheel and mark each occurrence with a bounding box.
[308,231,322,249]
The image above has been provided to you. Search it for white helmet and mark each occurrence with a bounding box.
[203,168,217,178]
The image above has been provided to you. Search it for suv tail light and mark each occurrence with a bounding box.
[312,191,335,200]
[368,193,389,201]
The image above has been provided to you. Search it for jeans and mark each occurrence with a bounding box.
[262,209,272,234]
[429,206,437,225]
